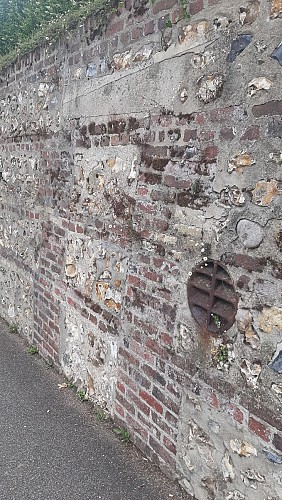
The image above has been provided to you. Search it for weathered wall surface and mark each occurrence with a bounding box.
[0,0,282,498]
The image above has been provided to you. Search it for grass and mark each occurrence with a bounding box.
[9,323,18,334]
[94,406,108,422]
[113,426,130,442]
[28,345,39,355]
[0,0,113,72]
[211,313,222,329]
[77,389,87,401]
[215,344,229,365]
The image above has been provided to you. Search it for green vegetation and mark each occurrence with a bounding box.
[0,0,192,71]
[215,344,229,364]
[211,313,222,329]
[113,426,130,442]
[9,323,18,333]
[94,406,108,422]
[27,345,39,354]
[0,0,113,70]
[77,389,86,401]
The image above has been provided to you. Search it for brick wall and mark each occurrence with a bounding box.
[0,0,281,498]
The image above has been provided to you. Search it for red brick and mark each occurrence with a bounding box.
[160,332,173,346]
[220,127,236,140]
[163,435,177,455]
[227,404,244,424]
[273,434,282,452]
[131,339,155,364]
[127,389,151,416]
[127,275,146,289]
[131,27,143,39]
[89,314,97,325]
[163,175,191,189]
[137,411,154,432]
[152,386,180,415]
[142,364,166,386]
[209,392,220,409]
[171,6,185,23]
[106,19,124,36]
[137,187,148,196]
[49,321,60,334]
[108,119,126,134]
[125,0,132,10]
[146,338,170,360]
[140,267,163,283]
[201,130,215,141]
[184,129,197,141]
[240,126,260,141]
[190,0,204,15]
[134,316,155,334]
[140,389,163,414]
[240,394,282,431]
[89,122,105,135]
[119,369,138,392]
[201,145,218,161]
[115,403,125,418]
[119,347,140,367]
[167,383,180,400]
[249,416,270,442]
[117,381,126,394]
[170,353,186,371]
[165,410,178,428]
[210,105,245,123]
[149,435,176,470]
[223,253,266,272]
[132,369,152,390]
[116,391,136,415]
[67,297,75,307]
[127,414,149,440]
[98,321,107,333]
[136,202,154,214]
[46,252,58,264]
[153,0,177,15]
[195,113,206,125]
[140,172,162,185]
[253,100,282,117]
[144,20,155,35]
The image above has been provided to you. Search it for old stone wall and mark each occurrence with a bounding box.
[0,0,281,498]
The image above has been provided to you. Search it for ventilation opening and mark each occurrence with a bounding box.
[187,260,238,334]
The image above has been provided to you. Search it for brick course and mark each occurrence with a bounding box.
[0,0,281,498]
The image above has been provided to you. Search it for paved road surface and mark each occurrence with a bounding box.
[0,321,189,500]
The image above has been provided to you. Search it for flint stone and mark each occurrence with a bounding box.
[227,34,253,63]
[269,350,282,373]
[236,219,264,248]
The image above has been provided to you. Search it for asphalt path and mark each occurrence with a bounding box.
[0,320,189,500]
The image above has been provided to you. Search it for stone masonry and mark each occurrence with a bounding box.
[0,1,281,498]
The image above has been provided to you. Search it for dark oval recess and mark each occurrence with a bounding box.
[187,260,238,334]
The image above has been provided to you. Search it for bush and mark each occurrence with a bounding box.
[0,0,113,68]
